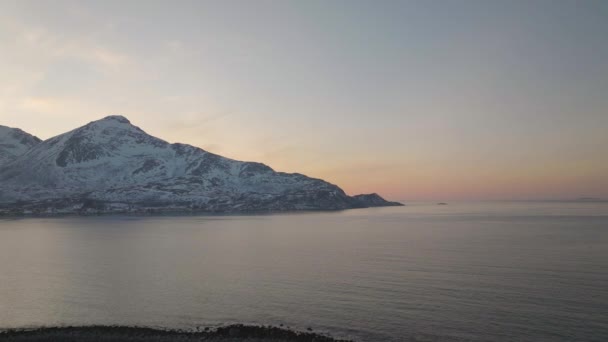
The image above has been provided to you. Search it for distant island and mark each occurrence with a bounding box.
[0,116,402,215]
[575,197,607,203]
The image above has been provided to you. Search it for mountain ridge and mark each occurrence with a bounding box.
[0,124,42,166]
[0,115,403,215]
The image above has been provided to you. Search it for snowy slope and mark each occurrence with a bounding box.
[0,116,402,214]
[0,125,41,166]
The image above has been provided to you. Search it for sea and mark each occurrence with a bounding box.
[1,201,607,341]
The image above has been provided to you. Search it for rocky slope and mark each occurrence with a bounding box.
[0,115,402,215]
[0,125,41,165]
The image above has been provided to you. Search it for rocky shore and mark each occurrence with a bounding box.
[0,325,353,342]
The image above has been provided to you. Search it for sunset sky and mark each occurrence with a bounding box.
[1,0,607,200]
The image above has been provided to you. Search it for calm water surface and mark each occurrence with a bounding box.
[1,202,607,341]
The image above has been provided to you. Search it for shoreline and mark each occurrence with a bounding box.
[0,204,403,219]
[0,324,354,342]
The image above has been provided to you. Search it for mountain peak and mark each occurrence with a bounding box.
[97,115,131,124]
[74,115,140,135]
[44,115,167,168]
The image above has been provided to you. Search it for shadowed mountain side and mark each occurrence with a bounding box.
[0,116,402,215]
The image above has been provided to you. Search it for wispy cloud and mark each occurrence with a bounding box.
[7,20,131,71]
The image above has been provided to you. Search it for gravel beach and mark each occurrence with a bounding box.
[0,325,353,342]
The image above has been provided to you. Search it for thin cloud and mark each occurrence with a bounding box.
[5,16,132,72]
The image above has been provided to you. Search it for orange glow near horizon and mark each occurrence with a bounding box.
[1,1,607,200]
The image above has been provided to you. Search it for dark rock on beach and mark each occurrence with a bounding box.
[0,325,353,342]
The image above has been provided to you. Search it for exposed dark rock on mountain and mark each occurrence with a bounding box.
[0,115,402,215]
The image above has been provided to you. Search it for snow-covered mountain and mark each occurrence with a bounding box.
[0,115,402,215]
[0,125,41,165]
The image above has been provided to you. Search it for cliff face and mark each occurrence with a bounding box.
[0,116,402,215]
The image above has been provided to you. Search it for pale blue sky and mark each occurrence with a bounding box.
[1,0,607,200]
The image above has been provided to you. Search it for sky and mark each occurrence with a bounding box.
[0,0,607,201]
